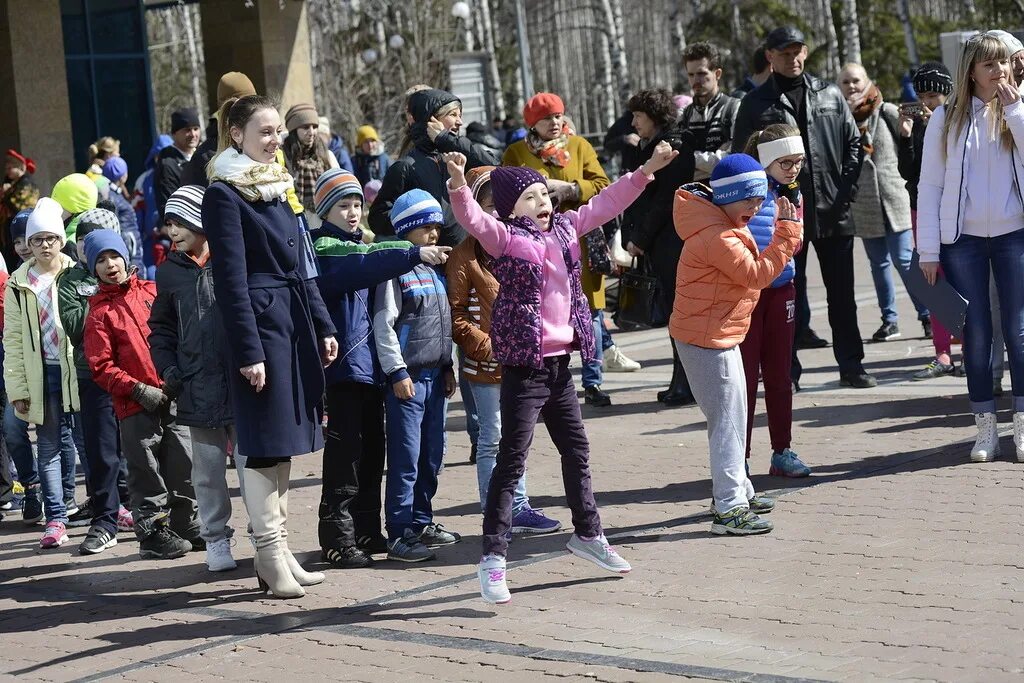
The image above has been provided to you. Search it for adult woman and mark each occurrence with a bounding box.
[203,94,339,598]
[918,33,1024,462]
[503,92,639,406]
[281,103,338,227]
[622,89,697,405]
[838,63,930,343]
[85,137,120,180]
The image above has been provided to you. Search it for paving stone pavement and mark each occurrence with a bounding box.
[2,248,1023,682]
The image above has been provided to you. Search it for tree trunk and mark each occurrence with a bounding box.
[478,0,506,119]
[609,0,630,109]
[895,0,920,69]
[840,0,863,65]
[820,0,841,78]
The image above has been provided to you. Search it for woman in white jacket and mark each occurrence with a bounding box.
[918,32,1024,463]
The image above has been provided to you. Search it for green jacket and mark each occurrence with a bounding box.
[2,255,81,425]
[56,263,99,376]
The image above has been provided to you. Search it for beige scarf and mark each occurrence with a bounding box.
[210,148,294,203]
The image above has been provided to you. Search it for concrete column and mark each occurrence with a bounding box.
[200,0,315,115]
[0,0,75,192]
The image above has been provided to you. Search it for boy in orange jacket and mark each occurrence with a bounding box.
[670,154,802,536]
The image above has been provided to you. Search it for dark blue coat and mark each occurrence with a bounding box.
[202,181,337,459]
[311,222,421,387]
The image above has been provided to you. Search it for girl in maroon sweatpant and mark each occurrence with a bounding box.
[740,125,811,478]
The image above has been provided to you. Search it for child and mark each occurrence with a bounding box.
[446,166,560,533]
[670,154,802,535]
[312,170,451,569]
[82,230,198,559]
[352,126,391,187]
[58,207,135,555]
[148,184,239,572]
[3,198,81,549]
[740,126,811,478]
[446,141,677,604]
[373,188,459,563]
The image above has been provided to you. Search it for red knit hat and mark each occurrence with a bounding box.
[523,93,565,128]
[6,149,36,175]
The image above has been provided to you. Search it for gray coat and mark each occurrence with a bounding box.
[851,103,913,239]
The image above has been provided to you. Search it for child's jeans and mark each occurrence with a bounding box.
[190,425,241,544]
[676,341,756,514]
[482,355,602,558]
[62,418,82,503]
[119,403,196,540]
[581,309,606,389]
[36,364,71,524]
[384,368,446,541]
[466,379,527,514]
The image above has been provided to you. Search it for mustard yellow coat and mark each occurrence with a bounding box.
[502,136,610,310]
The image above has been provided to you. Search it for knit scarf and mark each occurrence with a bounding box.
[291,143,328,212]
[210,148,294,203]
[526,122,574,168]
[847,82,883,155]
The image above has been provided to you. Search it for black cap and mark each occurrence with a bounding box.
[170,108,200,133]
[765,27,806,51]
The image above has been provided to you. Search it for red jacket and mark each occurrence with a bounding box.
[83,273,159,419]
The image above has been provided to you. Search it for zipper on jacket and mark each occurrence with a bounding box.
[953,113,972,244]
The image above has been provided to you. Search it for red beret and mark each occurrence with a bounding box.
[523,93,565,128]
[6,149,36,175]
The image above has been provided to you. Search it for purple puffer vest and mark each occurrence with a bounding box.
[488,213,596,369]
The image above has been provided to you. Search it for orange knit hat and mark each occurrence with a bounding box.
[523,93,565,128]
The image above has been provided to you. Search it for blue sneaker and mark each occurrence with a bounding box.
[769,449,812,478]
[510,507,562,535]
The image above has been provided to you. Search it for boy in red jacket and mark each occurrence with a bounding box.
[82,230,197,560]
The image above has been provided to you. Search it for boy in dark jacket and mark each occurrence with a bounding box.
[373,189,458,563]
[82,230,197,560]
[311,170,450,568]
[148,185,239,572]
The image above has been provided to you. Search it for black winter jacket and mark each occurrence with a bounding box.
[732,73,862,239]
[896,119,926,211]
[180,118,217,188]
[154,145,190,215]
[148,250,232,428]
[621,128,696,251]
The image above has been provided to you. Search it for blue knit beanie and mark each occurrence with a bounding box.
[101,156,128,183]
[83,230,130,278]
[389,189,443,237]
[709,154,768,206]
[9,209,32,243]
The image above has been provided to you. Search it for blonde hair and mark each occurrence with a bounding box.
[88,136,120,163]
[943,34,1014,155]
[744,124,802,160]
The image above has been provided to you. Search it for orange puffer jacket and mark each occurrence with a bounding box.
[669,184,802,349]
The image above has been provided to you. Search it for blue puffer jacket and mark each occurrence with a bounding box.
[312,221,422,386]
[746,179,798,288]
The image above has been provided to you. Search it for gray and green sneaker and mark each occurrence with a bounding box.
[418,523,461,548]
[711,506,773,536]
[709,494,776,515]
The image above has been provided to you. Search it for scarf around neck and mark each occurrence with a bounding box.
[847,82,883,155]
[526,122,574,168]
[210,148,294,203]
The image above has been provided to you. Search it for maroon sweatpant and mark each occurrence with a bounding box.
[740,283,796,457]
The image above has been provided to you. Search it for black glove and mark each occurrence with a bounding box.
[161,367,184,400]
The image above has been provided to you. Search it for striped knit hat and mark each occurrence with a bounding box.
[164,185,206,233]
[709,153,768,206]
[314,170,363,218]
[389,189,443,237]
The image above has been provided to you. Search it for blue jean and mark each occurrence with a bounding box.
[384,369,446,540]
[6,401,36,487]
[940,231,1024,413]
[582,309,606,388]
[457,351,479,448]
[467,380,528,514]
[862,230,930,324]
[61,417,81,503]
[37,365,71,523]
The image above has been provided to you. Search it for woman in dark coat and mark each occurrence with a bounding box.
[203,95,338,600]
[622,89,697,406]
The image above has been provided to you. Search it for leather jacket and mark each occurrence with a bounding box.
[732,72,862,239]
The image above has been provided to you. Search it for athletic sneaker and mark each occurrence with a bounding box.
[67,498,94,528]
[356,532,389,554]
[769,449,812,478]
[711,506,773,535]
[22,485,42,524]
[40,521,69,549]
[566,534,631,573]
[912,359,955,381]
[387,529,436,563]
[79,525,117,555]
[116,506,134,532]
[872,322,901,342]
[322,546,373,569]
[510,507,562,534]
[206,538,237,572]
[418,523,461,547]
[710,495,774,514]
[0,500,12,511]
[603,345,641,372]
[478,554,511,604]
[64,499,80,517]
[139,527,192,560]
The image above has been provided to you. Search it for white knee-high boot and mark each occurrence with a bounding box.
[277,460,325,586]
[240,465,305,598]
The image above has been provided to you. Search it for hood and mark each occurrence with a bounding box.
[146,135,174,169]
[409,89,460,124]
[672,183,732,241]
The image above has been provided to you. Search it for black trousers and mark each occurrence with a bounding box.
[792,235,866,378]
[79,375,123,534]
[318,381,386,550]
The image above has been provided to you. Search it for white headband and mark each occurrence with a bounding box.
[757,136,805,170]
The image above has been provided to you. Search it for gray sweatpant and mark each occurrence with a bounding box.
[189,425,245,543]
[675,340,755,513]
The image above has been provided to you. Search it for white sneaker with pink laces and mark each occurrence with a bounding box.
[478,554,511,604]
[117,506,134,532]
[40,521,69,549]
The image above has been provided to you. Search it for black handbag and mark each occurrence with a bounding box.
[617,257,661,328]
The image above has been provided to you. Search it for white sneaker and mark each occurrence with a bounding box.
[971,412,999,462]
[566,534,631,573]
[478,554,511,604]
[1014,412,1024,462]
[206,538,237,572]
[603,345,641,373]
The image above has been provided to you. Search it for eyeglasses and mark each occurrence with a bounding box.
[776,157,805,171]
[29,235,61,248]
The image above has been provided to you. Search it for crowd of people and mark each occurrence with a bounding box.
[1,25,1022,605]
